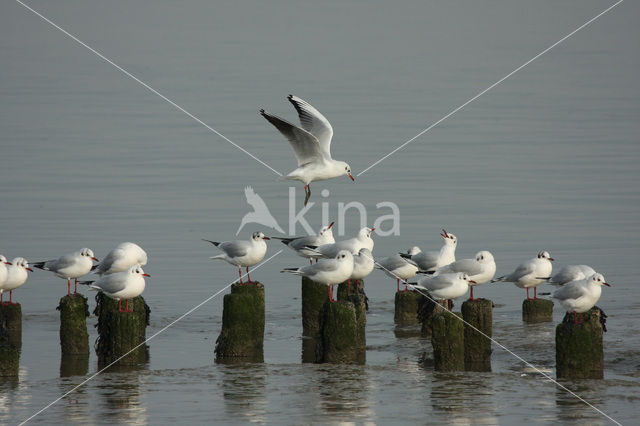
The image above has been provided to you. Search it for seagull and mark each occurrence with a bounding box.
[400,229,457,272]
[204,231,270,284]
[542,264,596,286]
[375,254,419,293]
[349,248,375,292]
[492,251,554,300]
[93,242,148,276]
[260,95,354,206]
[0,255,11,296]
[433,250,496,301]
[281,250,354,302]
[32,248,99,295]
[80,265,149,313]
[1,257,33,305]
[307,227,375,258]
[408,272,476,307]
[236,186,285,235]
[553,273,610,324]
[272,222,335,264]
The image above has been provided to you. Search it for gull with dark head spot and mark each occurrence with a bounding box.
[433,250,496,301]
[408,272,476,308]
[492,251,554,300]
[1,257,33,305]
[93,242,147,276]
[33,248,99,295]
[400,229,457,272]
[260,95,354,206]
[80,265,150,313]
[204,232,270,284]
[272,222,335,264]
[553,273,610,324]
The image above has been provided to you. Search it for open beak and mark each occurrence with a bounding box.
[263,236,271,240]
[26,267,34,272]
[441,229,449,238]
[142,273,151,277]
[92,257,99,262]
[328,221,335,229]
[603,282,611,287]
[348,173,355,181]
[469,279,477,284]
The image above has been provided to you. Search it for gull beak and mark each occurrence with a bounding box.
[549,257,555,261]
[26,267,34,272]
[348,173,355,181]
[440,229,449,238]
[603,282,611,287]
[5,261,12,265]
[92,257,99,262]
[469,279,477,284]
[142,273,151,277]
[263,236,271,240]
[370,227,375,232]
[328,221,335,229]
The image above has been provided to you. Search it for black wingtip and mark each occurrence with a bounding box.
[78,280,94,286]
[90,265,98,271]
[202,239,220,247]
[399,252,411,259]
[287,94,293,99]
[32,262,46,270]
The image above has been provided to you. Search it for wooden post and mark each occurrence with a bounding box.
[0,307,19,378]
[58,294,90,355]
[394,290,421,326]
[522,299,553,323]
[60,354,89,377]
[0,304,22,350]
[461,299,492,372]
[215,282,265,362]
[94,293,150,368]
[556,308,604,379]
[319,298,366,364]
[431,308,464,371]
[301,277,328,340]
[418,292,438,337]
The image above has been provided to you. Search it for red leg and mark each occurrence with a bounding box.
[238,267,244,284]
[67,279,71,296]
[118,299,123,312]
[246,267,252,284]
[404,280,408,291]
[526,288,531,300]
[309,259,313,265]
[74,278,78,294]
[470,285,475,301]
[534,286,537,300]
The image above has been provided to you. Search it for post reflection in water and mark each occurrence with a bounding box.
[219,361,267,424]
[94,364,148,424]
[430,372,499,424]
[555,382,607,425]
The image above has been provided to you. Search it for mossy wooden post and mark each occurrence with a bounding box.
[60,354,89,377]
[461,299,492,372]
[0,304,22,350]
[215,282,265,362]
[0,309,19,377]
[94,293,150,367]
[301,277,328,339]
[556,308,604,379]
[58,294,90,355]
[394,290,421,325]
[418,292,437,337]
[319,298,365,364]
[522,299,553,323]
[431,309,464,371]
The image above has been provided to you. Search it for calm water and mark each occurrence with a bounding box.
[1,0,639,424]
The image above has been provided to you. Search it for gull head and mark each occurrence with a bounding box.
[129,265,150,278]
[440,229,457,246]
[537,251,554,261]
[252,231,271,241]
[588,272,610,287]
[335,250,354,263]
[318,222,335,238]
[407,246,421,256]
[475,250,494,264]
[80,248,99,262]
[0,255,10,265]
[12,257,33,272]
[359,227,375,239]
[337,161,354,181]
[458,272,476,284]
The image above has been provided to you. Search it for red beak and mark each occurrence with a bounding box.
[348,173,355,181]
[370,227,375,232]
[603,282,611,287]
[26,267,34,272]
[549,257,555,261]
[441,229,449,238]
[142,273,150,277]
[328,221,335,229]
[263,237,270,240]
[92,257,99,262]
[5,261,12,265]
[469,279,477,284]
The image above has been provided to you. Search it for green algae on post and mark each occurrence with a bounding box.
[461,299,492,372]
[394,290,421,325]
[431,309,464,371]
[522,299,553,323]
[58,293,90,355]
[319,298,365,364]
[0,303,22,350]
[556,307,604,379]
[0,309,19,377]
[215,282,265,362]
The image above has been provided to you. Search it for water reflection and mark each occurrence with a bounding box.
[555,381,607,425]
[430,372,499,424]
[60,353,89,378]
[94,364,148,424]
[220,363,267,423]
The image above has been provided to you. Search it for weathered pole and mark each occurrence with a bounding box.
[0,303,22,350]
[556,307,604,379]
[58,294,90,355]
[94,293,150,367]
[0,307,19,378]
[431,308,465,371]
[394,290,422,326]
[215,282,265,362]
[461,299,492,371]
[522,299,553,323]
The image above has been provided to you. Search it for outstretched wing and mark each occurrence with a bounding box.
[287,95,333,158]
[260,109,324,166]
[244,186,269,211]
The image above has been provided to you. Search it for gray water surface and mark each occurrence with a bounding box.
[1,0,639,424]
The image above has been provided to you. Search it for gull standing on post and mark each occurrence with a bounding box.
[32,248,99,295]
[272,222,335,264]
[260,95,354,206]
[307,227,375,258]
[204,232,270,284]
[408,272,476,308]
[281,250,354,302]
[376,254,419,293]
[400,230,458,272]
[1,257,33,305]
[80,265,149,313]
[553,273,610,324]
[93,242,148,276]
[349,248,375,293]
[492,251,554,300]
[433,250,496,301]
